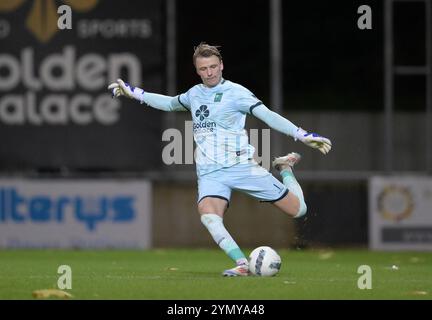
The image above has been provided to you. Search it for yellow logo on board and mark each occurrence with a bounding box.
[0,0,98,42]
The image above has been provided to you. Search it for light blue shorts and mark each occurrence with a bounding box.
[197,161,288,205]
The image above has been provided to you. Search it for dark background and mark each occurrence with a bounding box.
[177,0,424,112]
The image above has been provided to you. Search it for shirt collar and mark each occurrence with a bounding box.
[201,78,226,92]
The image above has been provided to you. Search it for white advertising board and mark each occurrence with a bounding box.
[0,179,152,248]
[369,176,432,250]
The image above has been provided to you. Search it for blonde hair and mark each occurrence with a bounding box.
[193,42,222,66]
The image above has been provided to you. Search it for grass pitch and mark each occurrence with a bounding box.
[0,249,431,300]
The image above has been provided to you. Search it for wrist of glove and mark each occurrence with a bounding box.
[295,127,332,155]
[107,79,145,102]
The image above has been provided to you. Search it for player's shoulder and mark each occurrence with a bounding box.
[225,80,254,96]
[183,84,201,95]
[179,84,201,102]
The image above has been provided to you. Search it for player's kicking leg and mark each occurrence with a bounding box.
[221,263,249,277]
[272,152,307,218]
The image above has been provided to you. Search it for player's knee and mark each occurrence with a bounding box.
[198,203,222,216]
[198,202,211,215]
[198,197,227,215]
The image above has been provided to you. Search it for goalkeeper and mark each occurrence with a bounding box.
[108,43,332,276]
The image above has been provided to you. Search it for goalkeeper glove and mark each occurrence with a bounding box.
[295,127,332,155]
[107,79,145,102]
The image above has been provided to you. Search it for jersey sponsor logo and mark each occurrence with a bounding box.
[193,104,216,134]
[192,121,216,133]
[195,105,210,121]
[194,105,215,133]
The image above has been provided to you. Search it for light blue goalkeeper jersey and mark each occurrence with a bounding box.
[177,79,262,176]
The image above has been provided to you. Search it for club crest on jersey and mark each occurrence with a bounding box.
[214,93,223,102]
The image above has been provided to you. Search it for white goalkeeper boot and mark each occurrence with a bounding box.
[222,263,249,277]
[272,152,302,172]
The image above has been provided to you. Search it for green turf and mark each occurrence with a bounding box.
[0,249,431,300]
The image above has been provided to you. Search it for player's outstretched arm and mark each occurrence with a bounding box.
[107,79,186,112]
[108,79,145,101]
[252,104,332,155]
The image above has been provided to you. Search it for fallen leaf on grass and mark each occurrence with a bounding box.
[32,289,73,299]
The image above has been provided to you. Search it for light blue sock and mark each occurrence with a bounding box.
[200,213,248,265]
[281,169,307,218]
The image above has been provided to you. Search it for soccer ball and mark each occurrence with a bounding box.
[248,246,282,277]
